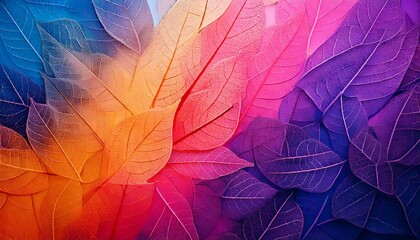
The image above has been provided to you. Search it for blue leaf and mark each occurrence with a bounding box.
[92,0,153,53]
[0,0,43,85]
[240,191,303,240]
[0,64,44,137]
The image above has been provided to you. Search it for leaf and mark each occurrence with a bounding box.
[0,65,44,137]
[66,183,154,240]
[215,170,277,220]
[136,0,235,110]
[198,0,232,31]
[240,191,303,240]
[104,103,178,184]
[169,146,253,179]
[92,0,153,53]
[0,0,43,85]
[279,88,322,125]
[296,164,351,239]
[157,0,176,21]
[0,194,42,239]
[38,176,83,240]
[0,125,44,174]
[369,83,420,166]
[393,165,420,237]
[322,96,368,158]
[298,0,419,117]
[348,129,393,194]
[173,57,246,150]
[0,125,48,196]
[140,172,199,240]
[253,118,345,192]
[39,26,139,117]
[332,175,376,228]
[400,39,420,90]
[27,98,103,182]
[333,174,411,235]
[25,0,136,69]
[193,184,221,239]
[238,0,356,133]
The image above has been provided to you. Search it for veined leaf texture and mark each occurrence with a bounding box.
[0,0,419,239]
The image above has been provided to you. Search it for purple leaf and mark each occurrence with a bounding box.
[333,174,411,235]
[323,96,368,158]
[298,0,419,117]
[369,83,420,166]
[193,184,221,239]
[349,129,393,194]
[400,38,420,90]
[214,170,277,220]
[253,118,345,192]
[332,175,377,227]
[240,191,303,240]
[393,165,420,237]
[279,88,322,125]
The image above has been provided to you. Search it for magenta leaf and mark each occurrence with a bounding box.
[240,191,303,240]
[169,147,253,180]
[253,118,345,192]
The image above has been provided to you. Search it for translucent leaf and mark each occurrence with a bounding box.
[104,103,178,184]
[0,65,44,137]
[253,118,345,192]
[240,191,303,240]
[0,0,43,85]
[169,146,253,179]
[298,0,419,116]
[92,0,153,53]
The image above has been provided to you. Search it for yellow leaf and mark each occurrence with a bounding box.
[104,102,179,184]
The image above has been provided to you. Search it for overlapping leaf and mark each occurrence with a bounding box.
[238,0,356,133]
[213,170,277,220]
[240,191,303,240]
[92,0,153,54]
[369,83,420,166]
[104,103,178,184]
[298,0,419,117]
[169,146,253,179]
[253,118,345,192]
[0,0,43,85]
[0,65,44,137]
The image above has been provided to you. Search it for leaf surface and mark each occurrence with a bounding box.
[66,183,154,240]
[216,170,277,220]
[92,0,153,53]
[369,83,420,166]
[140,171,198,240]
[105,103,178,184]
[169,146,253,179]
[238,0,356,133]
[0,0,43,85]
[240,191,303,240]
[253,118,344,192]
[298,0,419,116]
[0,65,44,137]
